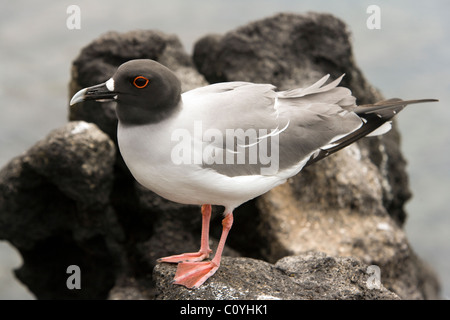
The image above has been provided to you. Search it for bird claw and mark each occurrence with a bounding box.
[173,261,219,289]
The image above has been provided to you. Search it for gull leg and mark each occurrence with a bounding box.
[173,212,234,289]
[158,204,213,263]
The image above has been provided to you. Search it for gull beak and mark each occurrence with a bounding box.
[70,78,117,106]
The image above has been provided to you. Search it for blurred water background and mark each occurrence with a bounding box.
[0,0,448,299]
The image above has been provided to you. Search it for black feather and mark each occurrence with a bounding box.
[304,98,438,167]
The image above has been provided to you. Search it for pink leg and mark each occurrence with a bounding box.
[173,212,234,289]
[158,204,212,263]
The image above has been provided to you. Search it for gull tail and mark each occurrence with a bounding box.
[304,98,438,167]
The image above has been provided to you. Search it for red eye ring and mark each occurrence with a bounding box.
[133,76,149,88]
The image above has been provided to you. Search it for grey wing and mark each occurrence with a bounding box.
[183,76,364,177]
[182,82,282,176]
[275,75,363,174]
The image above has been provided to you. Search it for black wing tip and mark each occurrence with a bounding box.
[304,98,438,168]
[403,98,439,104]
[355,98,438,116]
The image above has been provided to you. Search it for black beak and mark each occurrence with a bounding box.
[70,79,117,106]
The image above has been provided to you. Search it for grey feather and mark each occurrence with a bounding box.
[183,75,437,176]
[191,75,362,177]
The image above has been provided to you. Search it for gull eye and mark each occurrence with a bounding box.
[132,76,149,89]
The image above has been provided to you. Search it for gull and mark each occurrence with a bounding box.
[70,59,436,288]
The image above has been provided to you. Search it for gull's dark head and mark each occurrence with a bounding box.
[70,59,182,125]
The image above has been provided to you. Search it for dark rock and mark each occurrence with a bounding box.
[153,252,399,300]
[107,275,155,300]
[25,121,115,209]
[0,121,119,298]
[0,14,440,300]
[0,122,116,247]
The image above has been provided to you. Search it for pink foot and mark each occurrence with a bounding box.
[157,250,212,263]
[173,261,219,289]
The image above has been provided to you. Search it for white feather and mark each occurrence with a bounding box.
[366,121,392,137]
